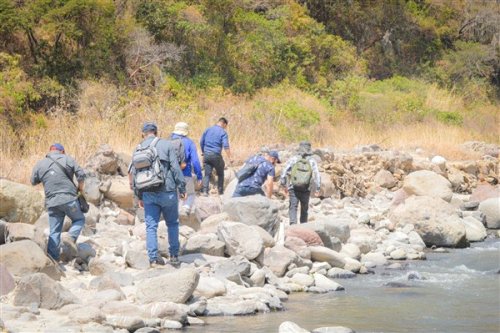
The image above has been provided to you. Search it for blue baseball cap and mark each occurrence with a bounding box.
[269,150,281,163]
[50,143,65,151]
[142,122,158,133]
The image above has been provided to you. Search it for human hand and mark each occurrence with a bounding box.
[180,192,187,199]
[314,191,320,197]
[138,200,144,208]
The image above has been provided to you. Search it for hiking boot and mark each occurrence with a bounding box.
[169,256,180,267]
[150,257,165,267]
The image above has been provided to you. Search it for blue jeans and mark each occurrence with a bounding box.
[232,185,265,197]
[143,191,179,260]
[47,199,85,261]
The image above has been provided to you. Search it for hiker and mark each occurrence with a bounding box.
[171,122,202,214]
[233,151,280,198]
[280,141,321,224]
[128,122,186,266]
[200,117,233,196]
[31,143,86,262]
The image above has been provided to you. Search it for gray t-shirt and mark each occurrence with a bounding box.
[31,152,85,208]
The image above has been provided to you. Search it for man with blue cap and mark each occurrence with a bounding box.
[31,143,86,262]
[233,150,280,198]
[129,121,186,267]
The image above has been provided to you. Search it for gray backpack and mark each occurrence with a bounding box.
[131,137,164,191]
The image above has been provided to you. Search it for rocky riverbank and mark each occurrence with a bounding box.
[0,141,499,333]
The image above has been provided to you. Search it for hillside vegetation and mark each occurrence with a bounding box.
[0,0,499,182]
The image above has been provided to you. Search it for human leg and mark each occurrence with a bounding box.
[47,206,65,260]
[214,155,225,194]
[297,190,311,223]
[288,188,299,225]
[182,177,195,210]
[160,191,180,258]
[143,192,162,261]
[63,199,86,241]
[202,156,214,194]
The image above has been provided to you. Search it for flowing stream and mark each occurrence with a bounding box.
[188,239,500,333]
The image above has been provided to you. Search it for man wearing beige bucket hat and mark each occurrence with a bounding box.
[171,122,203,213]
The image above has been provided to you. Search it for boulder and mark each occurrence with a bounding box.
[263,245,299,277]
[313,273,344,291]
[103,177,134,210]
[12,273,78,309]
[250,225,276,248]
[200,212,230,234]
[85,144,127,175]
[4,222,35,242]
[213,255,251,283]
[125,250,150,270]
[390,196,468,248]
[142,301,188,323]
[217,221,263,260]
[116,210,135,225]
[194,196,223,223]
[279,321,309,333]
[309,246,346,269]
[223,196,280,235]
[83,175,103,205]
[347,228,378,254]
[478,197,500,229]
[319,172,336,198]
[462,216,487,242]
[285,225,324,246]
[0,179,44,224]
[205,296,268,316]
[0,240,62,280]
[470,184,500,203]
[183,234,225,257]
[137,268,199,304]
[0,263,15,296]
[403,170,453,202]
[284,236,311,260]
[301,216,351,244]
[105,315,145,331]
[373,169,397,188]
[194,276,227,298]
[312,327,355,333]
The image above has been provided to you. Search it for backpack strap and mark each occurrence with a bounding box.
[150,137,160,148]
[46,155,77,190]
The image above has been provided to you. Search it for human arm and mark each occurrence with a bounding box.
[189,141,203,181]
[279,156,297,189]
[199,130,206,155]
[310,158,321,195]
[222,130,233,163]
[265,175,274,198]
[168,145,186,197]
[30,163,41,186]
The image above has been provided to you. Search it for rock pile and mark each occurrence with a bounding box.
[0,141,498,332]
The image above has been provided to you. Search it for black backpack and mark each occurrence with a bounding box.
[169,137,186,170]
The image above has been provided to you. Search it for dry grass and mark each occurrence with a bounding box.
[1,82,498,184]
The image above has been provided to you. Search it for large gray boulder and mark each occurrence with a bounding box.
[83,175,103,205]
[462,216,487,242]
[194,196,223,223]
[217,221,263,260]
[12,273,78,309]
[4,222,35,242]
[103,177,134,210]
[0,179,44,224]
[403,170,453,202]
[478,197,500,229]
[390,196,468,248]
[223,196,280,235]
[183,233,225,257]
[0,240,62,280]
[0,263,15,296]
[137,268,199,304]
[300,216,351,245]
[263,245,298,277]
[194,276,227,298]
[309,246,346,269]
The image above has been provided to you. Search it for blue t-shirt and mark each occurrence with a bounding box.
[200,125,229,154]
[239,155,275,189]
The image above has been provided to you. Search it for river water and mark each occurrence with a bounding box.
[189,239,500,333]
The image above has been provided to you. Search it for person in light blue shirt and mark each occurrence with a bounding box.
[199,117,233,195]
[171,122,202,213]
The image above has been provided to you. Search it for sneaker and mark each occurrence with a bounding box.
[150,257,165,267]
[169,256,180,267]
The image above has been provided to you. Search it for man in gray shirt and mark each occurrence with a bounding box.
[31,143,86,261]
